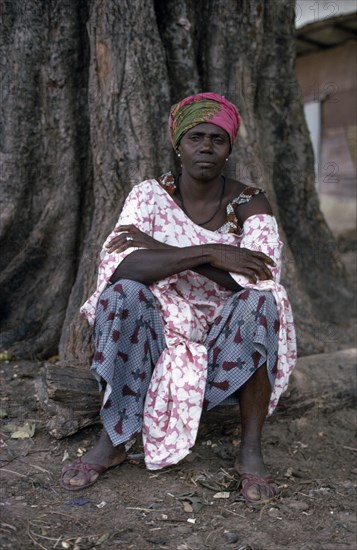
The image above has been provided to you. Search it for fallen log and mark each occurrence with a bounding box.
[37,348,357,439]
[276,347,357,415]
[37,362,101,439]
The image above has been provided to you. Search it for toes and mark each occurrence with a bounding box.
[244,483,269,502]
[61,466,99,487]
[62,470,77,485]
[244,482,261,502]
[68,471,99,487]
[240,476,278,503]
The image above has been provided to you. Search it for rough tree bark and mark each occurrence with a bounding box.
[0,0,351,363]
[0,0,93,357]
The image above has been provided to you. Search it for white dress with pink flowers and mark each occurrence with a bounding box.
[81,178,297,470]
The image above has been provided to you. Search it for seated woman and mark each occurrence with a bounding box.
[61,92,296,503]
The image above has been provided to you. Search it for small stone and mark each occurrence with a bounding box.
[76,447,86,457]
[149,502,163,510]
[184,452,198,463]
[146,539,167,546]
[225,531,239,544]
[287,500,310,512]
[176,525,192,534]
[214,446,234,460]
[213,491,230,499]
[339,481,354,489]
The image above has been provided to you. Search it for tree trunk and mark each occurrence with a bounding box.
[0,0,351,363]
[58,0,171,363]
[38,348,357,439]
[0,0,93,357]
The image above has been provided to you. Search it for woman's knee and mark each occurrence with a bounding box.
[260,290,278,315]
[235,289,277,313]
[112,278,149,294]
[99,279,153,309]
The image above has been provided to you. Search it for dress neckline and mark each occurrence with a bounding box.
[157,172,265,235]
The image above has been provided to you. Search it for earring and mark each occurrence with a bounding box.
[177,152,181,158]
[225,158,229,162]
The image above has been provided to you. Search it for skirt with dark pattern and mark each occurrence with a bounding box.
[92,279,279,447]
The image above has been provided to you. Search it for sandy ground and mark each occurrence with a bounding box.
[0,245,356,550]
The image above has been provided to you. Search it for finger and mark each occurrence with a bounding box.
[242,257,273,280]
[245,269,258,284]
[107,236,134,252]
[255,262,273,280]
[243,248,274,266]
[232,266,258,283]
[114,224,137,233]
[106,235,127,250]
[243,252,275,275]
[251,250,276,266]
[263,266,273,279]
[111,240,135,254]
[106,235,123,246]
[257,264,273,280]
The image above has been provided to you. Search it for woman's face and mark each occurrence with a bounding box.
[178,122,231,181]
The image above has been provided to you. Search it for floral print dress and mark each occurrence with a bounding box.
[81,175,297,469]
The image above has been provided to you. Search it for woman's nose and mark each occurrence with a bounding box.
[200,136,213,152]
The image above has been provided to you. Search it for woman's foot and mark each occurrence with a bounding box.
[61,430,127,490]
[234,439,278,503]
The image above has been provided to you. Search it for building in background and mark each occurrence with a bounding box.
[295,0,356,234]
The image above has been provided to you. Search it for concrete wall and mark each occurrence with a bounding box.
[296,40,356,234]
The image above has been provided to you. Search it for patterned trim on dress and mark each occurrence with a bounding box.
[158,171,265,235]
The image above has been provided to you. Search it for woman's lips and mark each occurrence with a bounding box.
[195,160,215,166]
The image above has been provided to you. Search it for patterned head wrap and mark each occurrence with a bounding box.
[168,92,240,150]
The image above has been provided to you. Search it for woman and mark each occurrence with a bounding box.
[61,93,296,503]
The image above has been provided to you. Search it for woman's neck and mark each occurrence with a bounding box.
[178,172,224,202]
[176,174,226,227]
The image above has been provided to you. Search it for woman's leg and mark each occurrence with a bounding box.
[235,363,278,501]
[204,289,279,501]
[61,280,166,490]
[236,363,271,475]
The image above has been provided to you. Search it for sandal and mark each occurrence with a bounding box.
[61,458,107,491]
[239,472,279,503]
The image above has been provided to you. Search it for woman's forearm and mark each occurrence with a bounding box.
[193,264,243,292]
[110,246,212,284]
[109,241,270,289]
[110,247,242,291]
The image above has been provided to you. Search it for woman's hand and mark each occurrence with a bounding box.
[105,224,175,254]
[208,244,275,284]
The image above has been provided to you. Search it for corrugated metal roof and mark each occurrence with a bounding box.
[296,11,357,55]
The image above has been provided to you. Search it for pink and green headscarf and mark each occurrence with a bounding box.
[168,92,240,150]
